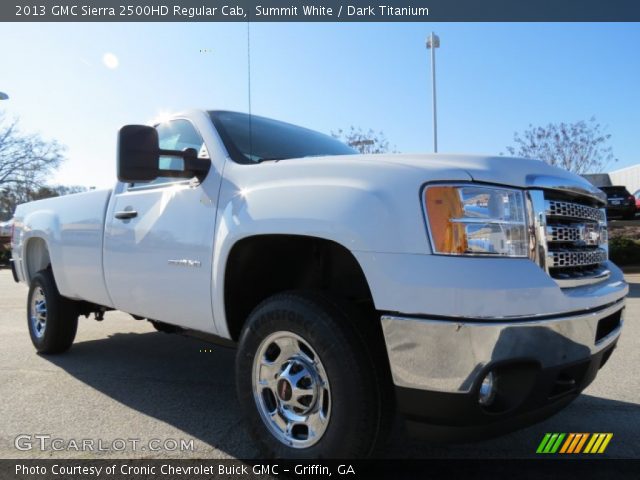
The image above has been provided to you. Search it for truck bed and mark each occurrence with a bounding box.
[12,189,113,307]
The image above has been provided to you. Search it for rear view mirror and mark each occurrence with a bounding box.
[117,125,211,183]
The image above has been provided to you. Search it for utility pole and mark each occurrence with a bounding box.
[426,32,440,153]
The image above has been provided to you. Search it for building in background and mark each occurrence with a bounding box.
[582,173,612,187]
[583,164,640,195]
[609,164,640,195]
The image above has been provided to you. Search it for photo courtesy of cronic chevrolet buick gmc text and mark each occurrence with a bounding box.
[10,110,627,458]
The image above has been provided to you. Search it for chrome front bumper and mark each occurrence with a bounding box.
[381,299,624,394]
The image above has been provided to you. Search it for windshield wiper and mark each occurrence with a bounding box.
[256,157,285,163]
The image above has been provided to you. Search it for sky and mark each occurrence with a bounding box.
[0,22,638,188]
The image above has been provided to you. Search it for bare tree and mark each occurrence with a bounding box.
[0,113,69,219]
[331,126,396,154]
[0,184,87,221]
[0,113,66,193]
[504,118,616,174]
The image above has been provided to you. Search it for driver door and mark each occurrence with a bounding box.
[103,118,220,333]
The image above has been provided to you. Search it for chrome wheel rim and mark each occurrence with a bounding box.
[252,331,331,449]
[30,287,47,339]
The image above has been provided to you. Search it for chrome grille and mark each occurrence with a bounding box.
[546,200,606,223]
[548,249,608,268]
[529,190,608,288]
[547,225,581,242]
[547,224,607,246]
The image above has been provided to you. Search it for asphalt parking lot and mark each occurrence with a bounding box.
[1,269,638,459]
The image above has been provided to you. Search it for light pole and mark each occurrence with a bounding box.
[426,32,439,153]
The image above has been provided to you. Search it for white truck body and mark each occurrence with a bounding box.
[10,109,627,454]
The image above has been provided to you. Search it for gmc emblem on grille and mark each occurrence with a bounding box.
[578,224,601,246]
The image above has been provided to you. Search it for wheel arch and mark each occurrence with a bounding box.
[222,234,376,341]
[24,236,52,284]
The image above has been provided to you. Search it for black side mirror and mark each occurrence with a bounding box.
[117,125,160,182]
[117,124,210,183]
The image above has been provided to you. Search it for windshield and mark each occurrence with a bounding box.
[209,111,357,164]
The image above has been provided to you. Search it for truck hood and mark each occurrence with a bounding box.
[351,153,591,184]
[238,152,604,202]
[221,152,604,256]
[314,153,605,202]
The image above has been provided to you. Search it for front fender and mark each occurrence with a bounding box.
[210,157,473,337]
[210,173,427,337]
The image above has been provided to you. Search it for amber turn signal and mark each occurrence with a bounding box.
[425,186,467,254]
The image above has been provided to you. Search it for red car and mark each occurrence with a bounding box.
[634,189,640,211]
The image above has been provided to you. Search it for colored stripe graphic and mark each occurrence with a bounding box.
[550,433,565,453]
[584,433,599,453]
[559,433,575,453]
[597,434,613,453]
[536,433,552,453]
[567,433,584,453]
[536,433,566,453]
[574,433,589,453]
[538,433,613,454]
[585,433,614,454]
[543,433,559,453]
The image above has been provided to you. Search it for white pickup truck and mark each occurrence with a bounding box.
[11,110,627,457]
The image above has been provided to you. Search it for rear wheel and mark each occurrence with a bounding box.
[236,291,390,458]
[27,269,78,354]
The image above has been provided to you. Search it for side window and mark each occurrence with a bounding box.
[129,119,208,188]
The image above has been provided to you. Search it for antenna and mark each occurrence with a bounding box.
[247,21,253,160]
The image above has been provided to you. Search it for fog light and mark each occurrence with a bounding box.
[478,371,497,406]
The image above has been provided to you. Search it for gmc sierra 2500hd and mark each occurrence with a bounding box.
[11,110,627,458]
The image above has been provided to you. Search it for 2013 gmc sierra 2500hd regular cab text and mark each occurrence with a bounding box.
[11,110,627,458]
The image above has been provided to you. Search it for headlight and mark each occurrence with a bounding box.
[424,184,528,257]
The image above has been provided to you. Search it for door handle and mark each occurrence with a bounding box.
[114,210,138,220]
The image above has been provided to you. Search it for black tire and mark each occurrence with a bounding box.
[236,291,390,458]
[27,269,78,354]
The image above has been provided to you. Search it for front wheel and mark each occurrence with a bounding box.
[27,269,78,354]
[236,291,389,458]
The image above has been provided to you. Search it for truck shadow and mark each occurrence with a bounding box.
[43,330,257,458]
[43,329,639,459]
